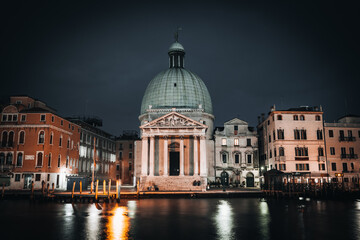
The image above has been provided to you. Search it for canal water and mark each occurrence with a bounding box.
[0,198,359,240]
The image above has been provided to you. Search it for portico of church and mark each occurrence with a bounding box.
[138,112,209,191]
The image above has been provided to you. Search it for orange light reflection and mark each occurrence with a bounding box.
[106,206,130,240]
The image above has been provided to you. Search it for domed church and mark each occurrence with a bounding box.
[135,36,215,191]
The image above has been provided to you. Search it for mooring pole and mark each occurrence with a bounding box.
[72,181,76,200]
[137,180,140,199]
[108,179,111,200]
[103,180,106,194]
[95,179,99,201]
[116,180,119,200]
[80,181,82,194]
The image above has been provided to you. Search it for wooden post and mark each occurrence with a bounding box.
[116,180,119,199]
[46,183,50,196]
[2,183,5,199]
[95,179,99,201]
[103,180,106,194]
[72,181,76,199]
[137,180,140,198]
[91,181,94,194]
[42,181,45,197]
[80,181,82,194]
[31,181,34,200]
[108,179,111,200]
[52,183,55,192]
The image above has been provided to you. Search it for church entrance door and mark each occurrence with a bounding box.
[169,152,180,176]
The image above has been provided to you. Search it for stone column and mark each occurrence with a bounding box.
[193,136,198,176]
[141,136,148,176]
[149,136,155,176]
[180,136,184,176]
[200,136,207,177]
[163,136,168,176]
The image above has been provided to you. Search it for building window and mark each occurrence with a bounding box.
[66,157,69,168]
[358,130,360,138]
[294,130,300,140]
[222,153,227,163]
[293,115,298,121]
[129,152,133,159]
[331,163,336,171]
[319,164,325,170]
[295,147,308,157]
[116,165,120,171]
[47,174,50,181]
[19,131,25,144]
[330,147,335,155]
[318,147,324,156]
[348,130,353,138]
[279,164,286,171]
[129,162,132,171]
[269,150,272,158]
[300,115,305,121]
[21,115,26,122]
[247,155,252,164]
[15,174,20,182]
[273,130,275,141]
[58,155,61,168]
[60,120,63,126]
[38,131,45,144]
[234,138,239,146]
[343,163,348,172]
[339,130,344,140]
[279,147,285,156]
[59,136,62,147]
[349,147,355,157]
[50,133,53,145]
[277,115,282,120]
[0,153,4,165]
[129,143,133,150]
[329,130,334,138]
[221,138,227,146]
[315,115,321,121]
[6,153,13,165]
[351,163,354,170]
[1,131,7,147]
[235,154,240,164]
[274,148,277,157]
[48,153,52,167]
[40,114,46,121]
[296,164,309,171]
[8,131,14,147]
[268,135,271,143]
[341,147,346,158]
[267,120,270,125]
[119,143,123,150]
[317,130,323,140]
[67,139,70,149]
[234,125,238,134]
[51,116,54,122]
[56,175,60,188]
[301,130,307,139]
[36,152,43,167]
[17,152,23,167]
[35,174,41,182]
[119,152,123,160]
[246,139,251,146]
[277,129,284,140]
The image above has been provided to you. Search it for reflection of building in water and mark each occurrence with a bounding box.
[106,206,130,240]
[214,118,260,187]
[135,38,214,191]
[214,200,234,239]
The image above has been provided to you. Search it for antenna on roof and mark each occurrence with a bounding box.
[174,27,182,42]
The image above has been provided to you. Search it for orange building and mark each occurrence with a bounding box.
[0,96,80,190]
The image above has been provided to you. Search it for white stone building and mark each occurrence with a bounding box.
[134,39,215,191]
[214,118,259,187]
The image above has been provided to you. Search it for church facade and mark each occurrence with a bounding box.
[134,39,215,191]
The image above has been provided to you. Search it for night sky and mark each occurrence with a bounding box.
[1,0,360,135]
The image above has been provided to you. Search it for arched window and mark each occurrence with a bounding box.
[300,115,305,121]
[279,147,285,156]
[67,138,70,149]
[66,156,69,168]
[315,115,321,121]
[59,136,62,147]
[8,132,14,147]
[6,153,13,165]
[38,131,45,144]
[37,152,43,167]
[48,153,52,167]
[50,132,53,145]
[222,153,227,163]
[0,153,5,164]
[234,153,240,164]
[17,152,23,167]
[293,115,298,121]
[1,131,8,147]
[277,115,282,120]
[19,131,25,144]
[57,155,61,168]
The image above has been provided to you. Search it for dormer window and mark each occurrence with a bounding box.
[40,114,46,121]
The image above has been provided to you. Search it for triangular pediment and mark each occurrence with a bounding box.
[224,118,248,126]
[140,112,208,129]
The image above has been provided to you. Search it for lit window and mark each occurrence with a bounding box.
[234,138,239,146]
[221,138,227,146]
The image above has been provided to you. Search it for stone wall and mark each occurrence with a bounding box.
[140,175,207,191]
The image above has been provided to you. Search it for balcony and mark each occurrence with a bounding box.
[318,156,325,162]
[339,136,356,142]
[341,154,358,159]
[0,164,14,172]
[275,156,286,162]
[295,156,309,160]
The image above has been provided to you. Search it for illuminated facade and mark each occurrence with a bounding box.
[135,39,215,191]
[214,118,259,187]
[0,96,80,190]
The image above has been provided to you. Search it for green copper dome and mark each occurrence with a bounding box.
[140,42,213,115]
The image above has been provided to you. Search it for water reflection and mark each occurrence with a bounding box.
[214,200,234,240]
[259,200,270,240]
[85,204,101,240]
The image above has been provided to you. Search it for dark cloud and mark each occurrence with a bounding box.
[1,0,360,134]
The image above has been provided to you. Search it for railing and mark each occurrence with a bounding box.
[341,154,358,159]
[339,136,356,142]
[318,156,325,162]
[0,164,14,172]
[295,156,309,160]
